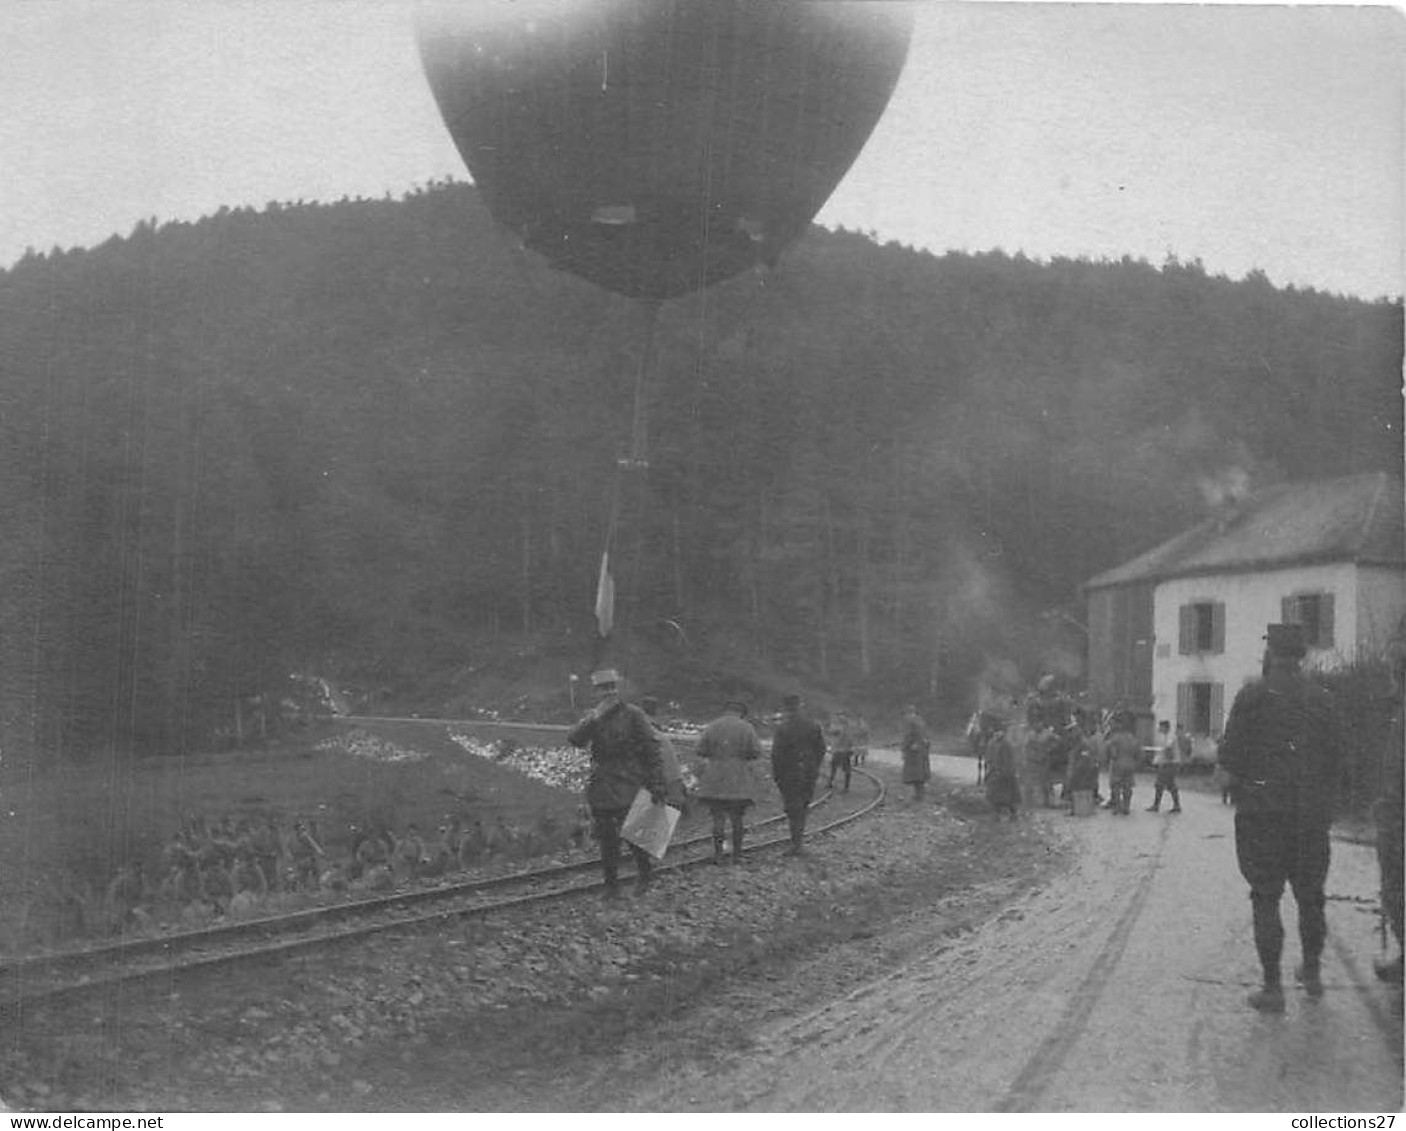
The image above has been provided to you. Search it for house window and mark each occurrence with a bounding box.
[1282,592,1335,650]
[1178,601,1225,654]
[1177,681,1224,736]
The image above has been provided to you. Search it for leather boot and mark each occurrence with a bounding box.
[1294,961,1324,998]
[1247,983,1285,1013]
[711,836,725,865]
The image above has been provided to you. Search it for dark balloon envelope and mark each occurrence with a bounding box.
[418,0,914,301]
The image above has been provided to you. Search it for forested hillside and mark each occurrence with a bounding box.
[1,181,1400,762]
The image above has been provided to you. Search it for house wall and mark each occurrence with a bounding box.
[1151,562,1362,733]
[1086,582,1154,708]
[1356,565,1406,657]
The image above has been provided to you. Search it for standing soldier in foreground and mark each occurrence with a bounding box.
[769,693,827,856]
[1373,650,1404,985]
[567,669,667,899]
[1219,624,1339,1012]
[900,703,933,802]
[694,697,764,864]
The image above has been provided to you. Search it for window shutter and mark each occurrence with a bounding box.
[1176,683,1192,729]
[1212,602,1226,653]
[1210,683,1225,736]
[1319,594,1335,649]
[1281,595,1294,625]
[1179,604,1194,654]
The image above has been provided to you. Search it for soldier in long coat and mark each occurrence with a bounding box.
[770,693,827,856]
[1220,623,1340,1012]
[900,704,933,801]
[984,723,1020,820]
[567,669,667,898]
[694,697,764,864]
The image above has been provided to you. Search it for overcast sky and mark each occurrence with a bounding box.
[5,0,1403,300]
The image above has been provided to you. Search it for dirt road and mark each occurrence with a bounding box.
[629,751,1403,1112]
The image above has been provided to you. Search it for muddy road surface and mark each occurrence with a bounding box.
[626,751,1403,1112]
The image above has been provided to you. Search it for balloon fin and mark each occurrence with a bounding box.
[595,550,615,638]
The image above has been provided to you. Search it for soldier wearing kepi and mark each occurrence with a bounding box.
[1219,623,1340,1012]
[695,697,764,864]
[567,669,667,899]
[770,693,827,856]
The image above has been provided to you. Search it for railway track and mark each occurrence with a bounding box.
[0,767,884,1011]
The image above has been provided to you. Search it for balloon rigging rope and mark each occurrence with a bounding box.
[596,299,664,673]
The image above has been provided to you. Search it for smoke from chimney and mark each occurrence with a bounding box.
[1198,466,1252,530]
[1198,466,1251,511]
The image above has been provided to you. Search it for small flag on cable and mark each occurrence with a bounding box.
[594,549,615,638]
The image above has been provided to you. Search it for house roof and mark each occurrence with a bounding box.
[1085,473,1406,591]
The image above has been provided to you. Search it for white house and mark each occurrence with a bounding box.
[1084,473,1405,740]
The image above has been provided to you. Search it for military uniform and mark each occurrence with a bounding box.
[828,714,856,792]
[1147,726,1183,813]
[984,730,1020,819]
[567,672,666,895]
[1106,724,1141,815]
[695,701,764,863]
[1219,624,1339,1009]
[770,696,827,854]
[900,707,932,800]
[1026,680,1076,805]
[1375,685,1404,983]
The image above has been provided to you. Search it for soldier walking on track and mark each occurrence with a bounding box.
[1219,623,1340,1012]
[567,669,667,899]
[695,697,764,864]
[770,693,827,856]
[827,711,855,792]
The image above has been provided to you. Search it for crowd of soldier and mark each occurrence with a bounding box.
[967,679,1200,820]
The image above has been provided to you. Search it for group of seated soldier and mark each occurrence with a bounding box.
[98,805,594,932]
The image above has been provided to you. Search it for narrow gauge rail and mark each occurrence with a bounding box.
[0,767,884,1012]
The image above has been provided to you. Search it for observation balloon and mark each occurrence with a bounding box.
[417,0,914,301]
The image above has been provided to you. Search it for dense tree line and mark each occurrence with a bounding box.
[0,181,1400,763]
